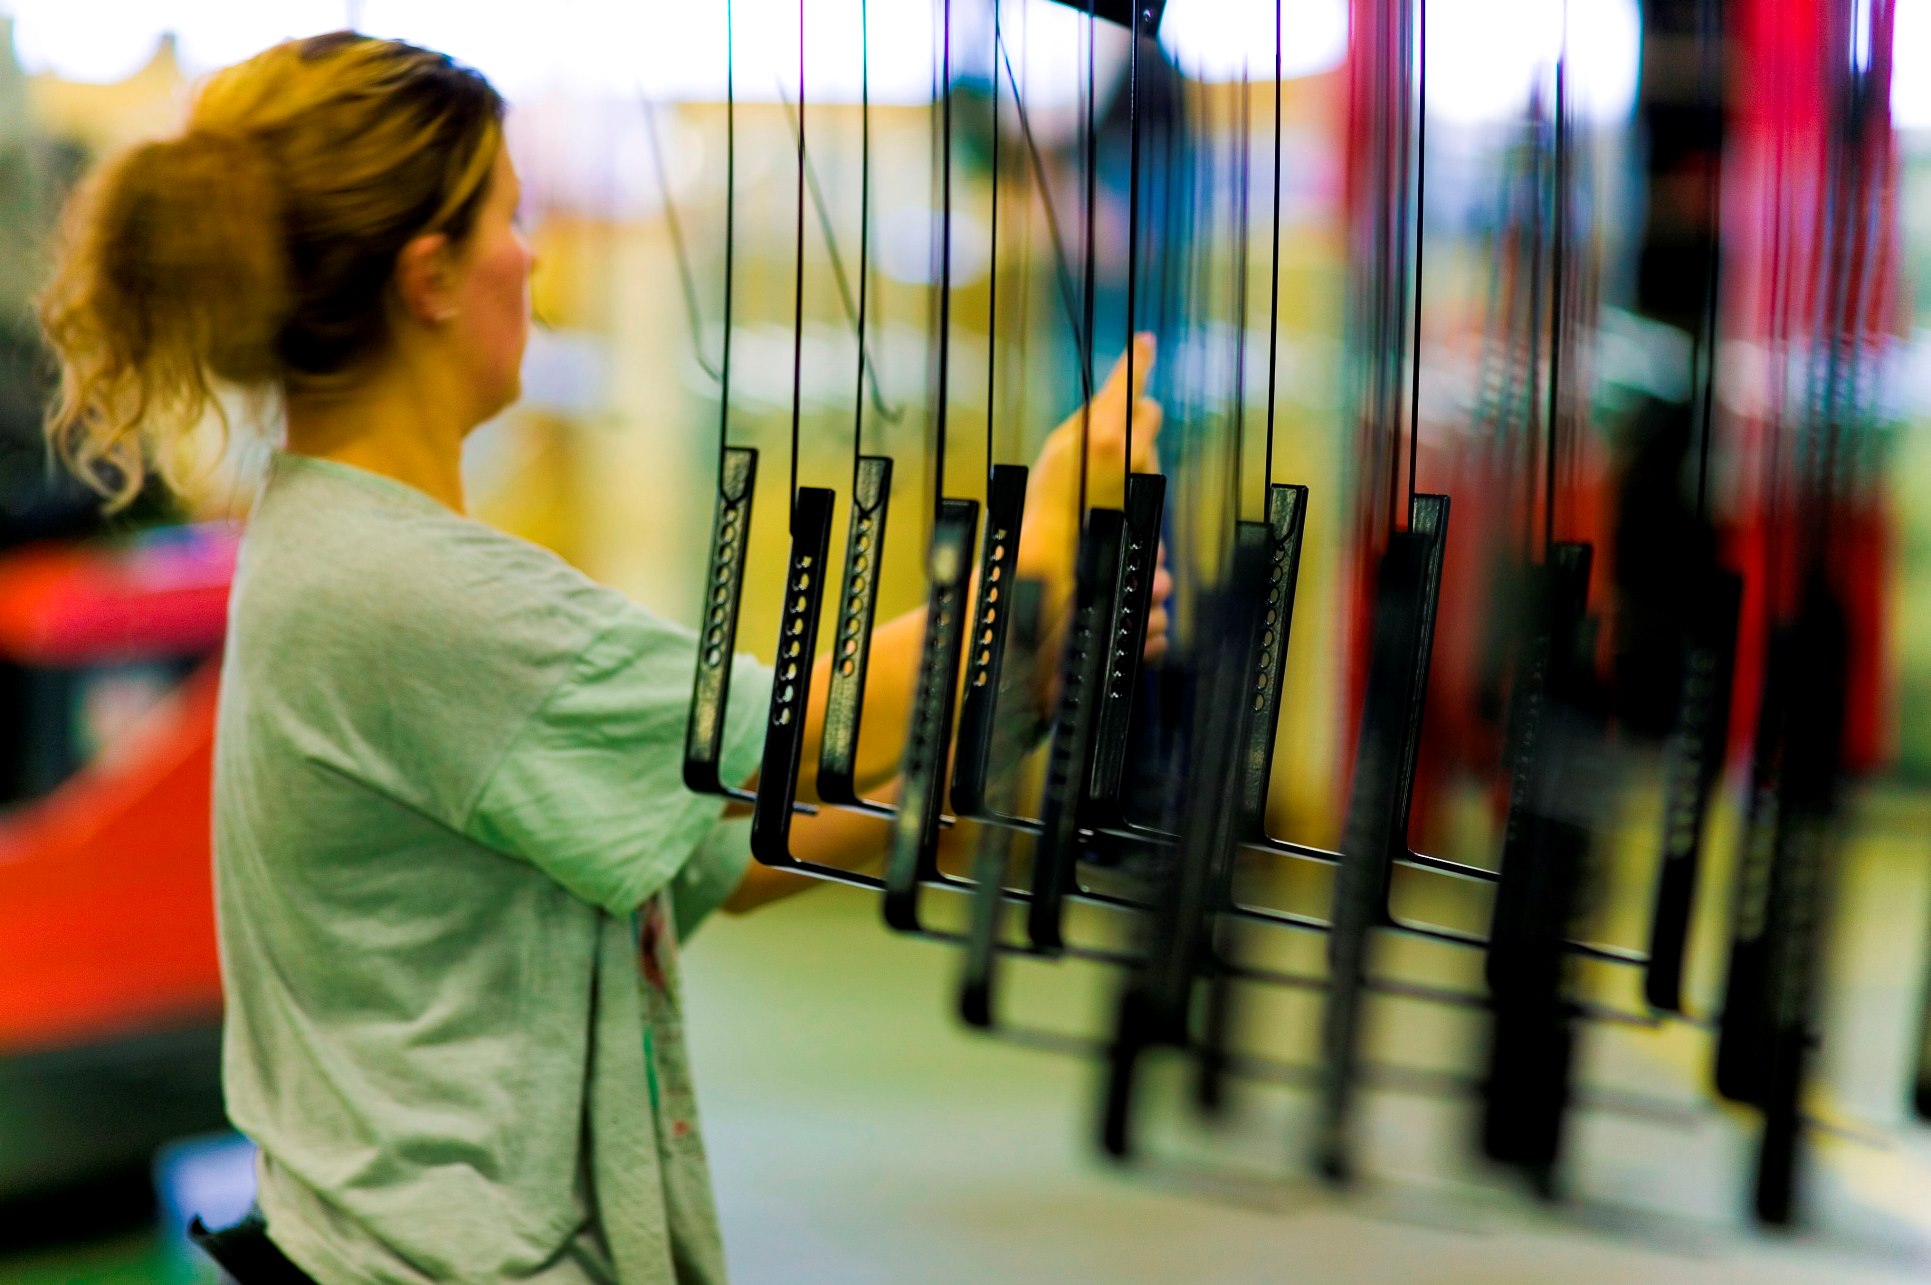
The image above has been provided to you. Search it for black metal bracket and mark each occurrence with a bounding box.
[1088,472,1168,823]
[817,456,896,809]
[882,500,982,933]
[684,446,759,798]
[952,464,1031,821]
[750,487,836,868]
[1103,536,1266,1158]
[1315,493,1449,1183]
[1027,510,1127,953]
[1644,568,1742,1013]
[1238,484,1310,835]
[1750,583,1846,1227]
[1479,541,1595,1192]
[960,579,1048,1030]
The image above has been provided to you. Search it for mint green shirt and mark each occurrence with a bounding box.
[213,453,772,1283]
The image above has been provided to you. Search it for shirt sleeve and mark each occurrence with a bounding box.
[463,605,773,917]
[670,815,753,941]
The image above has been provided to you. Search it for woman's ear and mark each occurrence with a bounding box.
[393,231,458,324]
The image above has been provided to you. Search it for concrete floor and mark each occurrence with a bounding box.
[689,880,1931,1284]
[9,826,1931,1283]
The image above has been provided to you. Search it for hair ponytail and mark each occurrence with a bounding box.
[40,129,291,508]
[36,33,505,510]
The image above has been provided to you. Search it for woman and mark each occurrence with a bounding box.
[38,32,1166,1285]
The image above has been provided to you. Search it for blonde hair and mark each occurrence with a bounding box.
[37,32,505,509]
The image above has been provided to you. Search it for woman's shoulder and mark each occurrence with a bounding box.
[236,455,640,681]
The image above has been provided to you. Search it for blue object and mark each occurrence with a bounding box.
[154,1132,258,1245]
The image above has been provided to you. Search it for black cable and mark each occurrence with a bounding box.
[1693,0,1722,519]
[856,0,873,479]
[640,92,721,383]
[1263,0,1283,501]
[718,0,736,463]
[774,82,902,427]
[1078,0,1098,523]
[985,0,1001,478]
[788,0,808,512]
[1124,1,1143,491]
[936,0,954,518]
[1543,44,1566,555]
[997,34,1093,401]
[1407,0,1426,511]
[1523,90,1546,560]
[1232,63,1252,515]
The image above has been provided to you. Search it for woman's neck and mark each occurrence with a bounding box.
[284,366,470,512]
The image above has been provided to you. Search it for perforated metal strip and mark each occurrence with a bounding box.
[683,446,759,795]
[816,457,895,806]
[882,500,981,933]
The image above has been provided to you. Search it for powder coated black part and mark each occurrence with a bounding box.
[1027,510,1128,953]
[882,500,982,934]
[1315,514,1445,1185]
[1479,542,1595,1191]
[959,579,1047,1030]
[1715,628,1794,1108]
[951,465,1032,821]
[1484,543,1594,995]
[1102,537,1268,1156]
[816,457,896,806]
[1751,584,1846,1227]
[1238,484,1309,835]
[683,446,759,796]
[1043,0,1165,31]
[750,488,836,868]
[1644,568,1743,1014]
[1088,472,1168,819]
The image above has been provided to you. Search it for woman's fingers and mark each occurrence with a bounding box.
[1143,602,1170,663]
[1080,396,1163,479]
[1128,397,1162,470]
[1093,332,1156,417]
[1143,547,1173,664]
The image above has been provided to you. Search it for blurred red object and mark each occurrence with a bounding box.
[0,526,234,1055]
[0,525,234,668]
[0,663,220,1053]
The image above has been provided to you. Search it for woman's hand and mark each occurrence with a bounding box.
[1015,333,1162,609]
[1011,334,1171,716]
[1144,542,1172,664]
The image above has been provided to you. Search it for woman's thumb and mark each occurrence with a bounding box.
[1095,332,1156,410]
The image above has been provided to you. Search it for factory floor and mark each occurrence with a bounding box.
[6,852,1931,1283]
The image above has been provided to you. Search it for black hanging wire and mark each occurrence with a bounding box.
[1691,0,1727,519]
[857,0,875,476]
[1521,87,1546,560]
[1232,64,1253,518]
[787,0,809,513]
[1406,0,1426,512]
[773,82,902,428]
[1263,0,1283,507]
[1123,0,1143,493]
[718,0,737,466]
[641,92,722,383]
[1543,40,1568,556]
[996,31,1094,403]
[934,0,955,522]
[1011,0,1037,460]
[985,1,1002,480]
[1205,57,1234,542]
[1369,0,1414,541]
[1078,0,1100,524]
